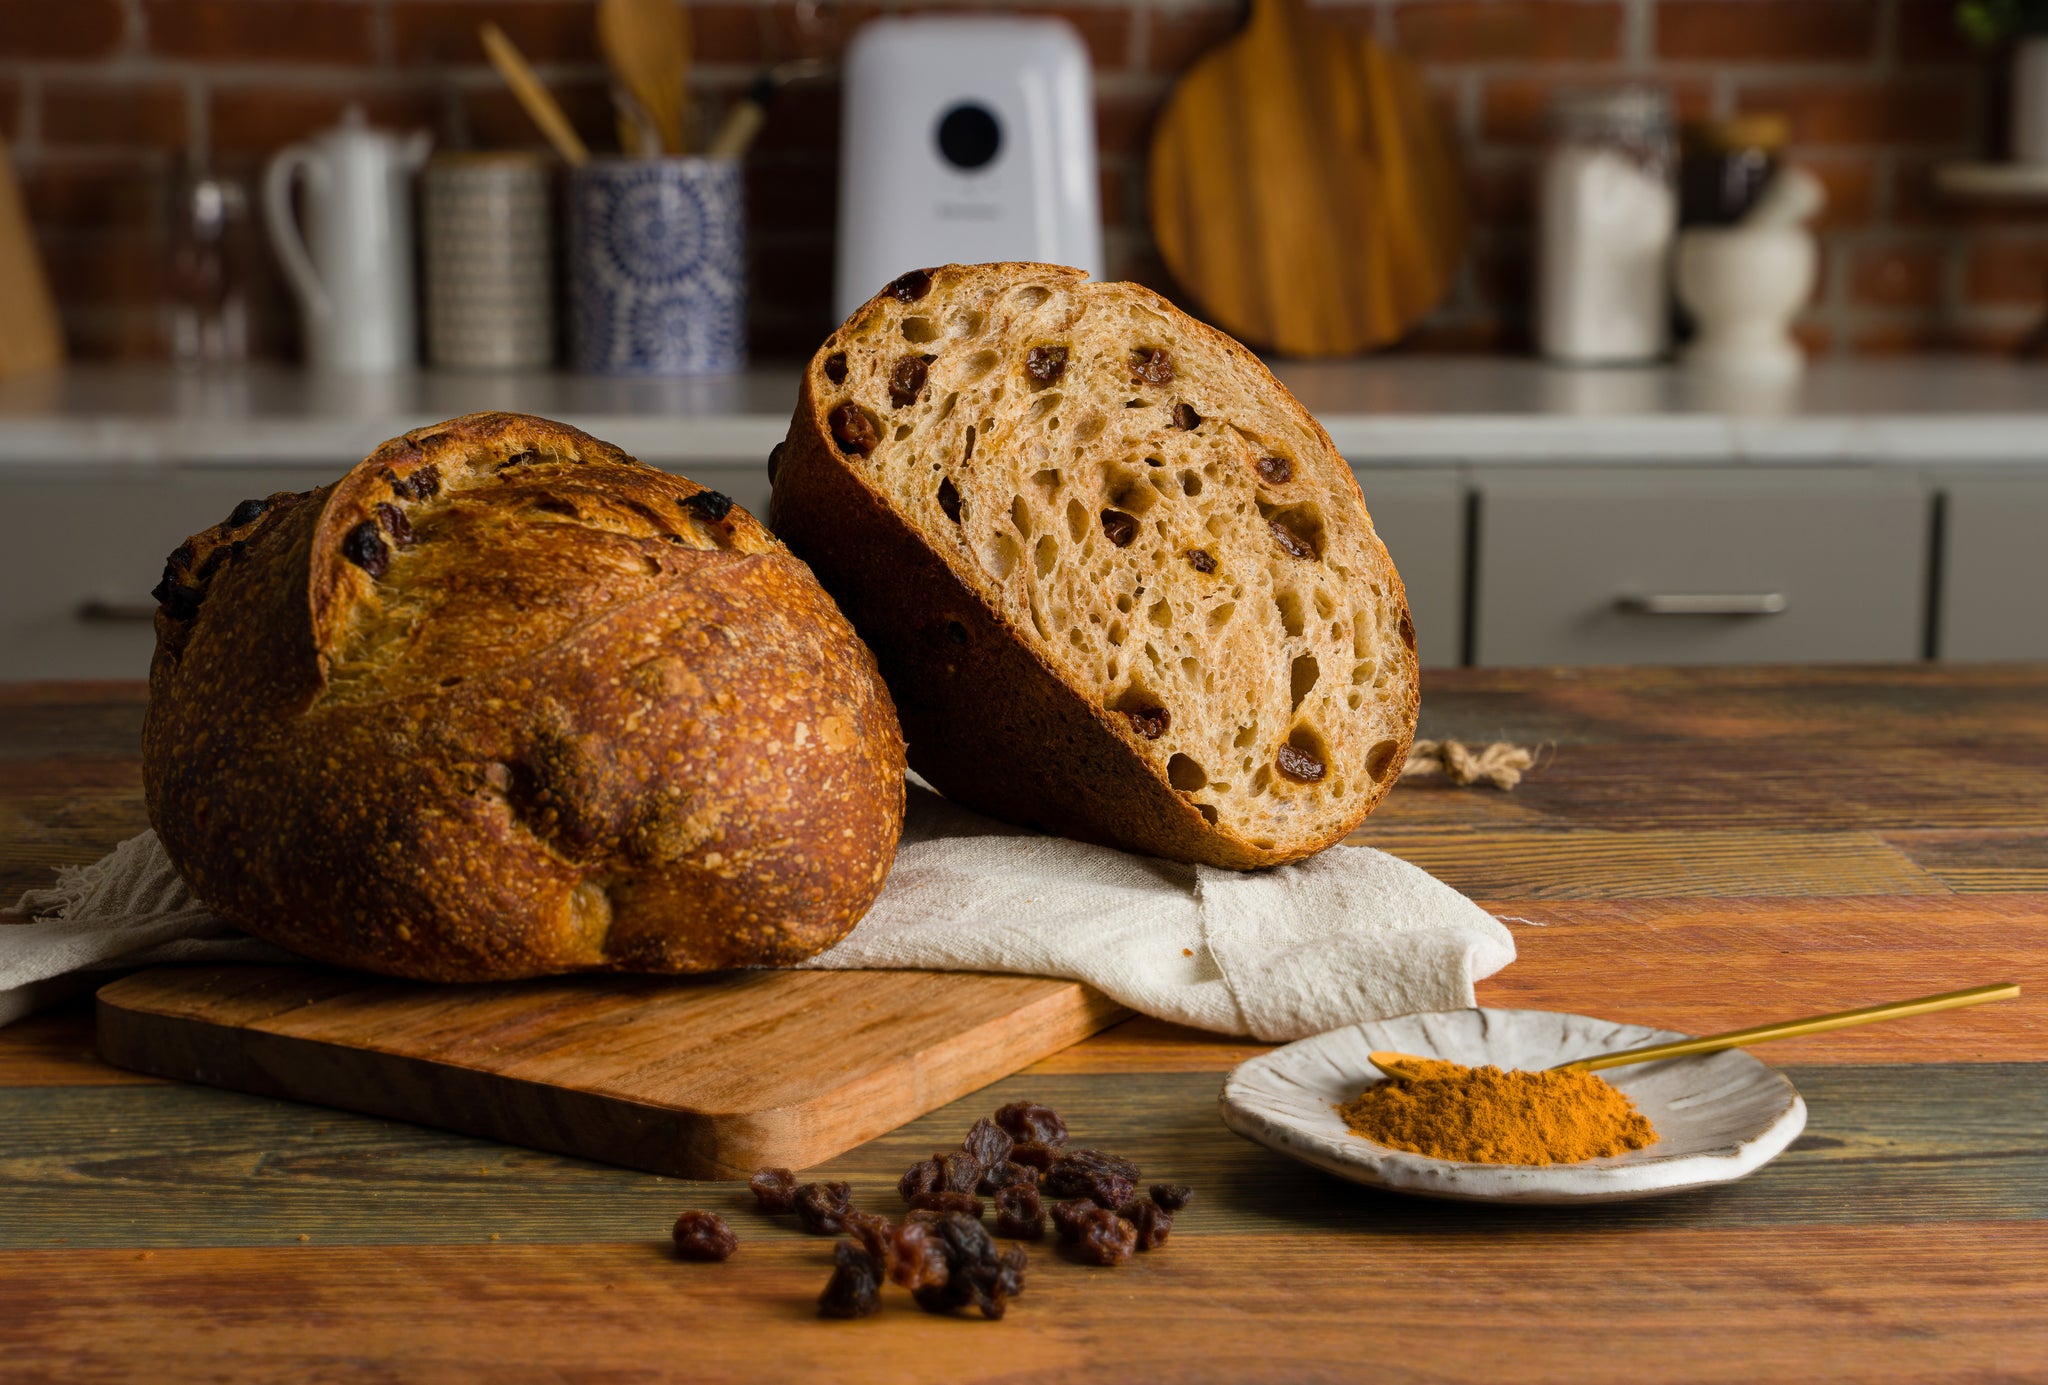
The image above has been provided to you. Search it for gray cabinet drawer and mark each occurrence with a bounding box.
[1473,467,1928,666]
[0,467,337,681]
[1351,467,1462,669]
[1940,476,2048,661]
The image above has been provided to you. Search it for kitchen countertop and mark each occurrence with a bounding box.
[3,357,2048,468]
[3,665,2044,1380]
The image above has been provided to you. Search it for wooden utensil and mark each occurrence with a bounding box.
[1147,0,1467,357]
[0,135,64,376]
[1368,982,2022,1080]
[598,0,691,155]
[97,965,1127,1178]
[479,22,590,166]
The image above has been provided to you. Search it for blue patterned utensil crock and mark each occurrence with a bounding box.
[569,156,747,376]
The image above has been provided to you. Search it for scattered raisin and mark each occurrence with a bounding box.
[684,489,735,521]
[938,1151,984,1195]
[670,1210,738,1262]
[1065,1207,1137,1266]
[749,1167,797,1213]
[909,1191,984,1219]
[963,1117,1013,1169]
[1150,1184,1195,1212]
[767,441,786,484]
[889,354,930,408]
[995,1103,1069,1148]
[888,1220,951,1291]
[374,502,414,547]
[1100,509,1137,547]
[1118,1200,1172,1251]
[1129,347,1174,385]
[1124,706,1170,740]
[1187,548,1217,574]
[1277,744,1326,784]
[1269,517,1316,560]
[829,402,877,456]
[899,1158,943,1202]
[943,620,968,645]
[341,521,390,578]
[843,1210,895,1274]
[1044,1150,1141,1209]
[1050,1199,1097,1241]
[228,498,268,527]
[888,268,934,302]
[1025,345,1068,384]
[823,351,849,384]
[818,1242,883,1318]
[1173,402,1202,430]
[977,1160,1038,1196]
[995,1185,1045,1240]
[166,542,195,572]
[500,450,541,469]
[937,477,962,523]
[794,1181,855,1235]
[910,1213,1022,1319]
[1008,1141,1057,1171]
[1257,456,1293,485]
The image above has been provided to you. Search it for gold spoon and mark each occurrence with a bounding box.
[1367,981,2021,1081]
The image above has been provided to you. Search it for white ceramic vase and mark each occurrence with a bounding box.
[2016,37,2048,166]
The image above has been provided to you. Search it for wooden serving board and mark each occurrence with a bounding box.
[96,965,1126,1178]
[1148,0,1466,356]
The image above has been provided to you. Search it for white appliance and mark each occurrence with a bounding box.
[835,16,1103,319]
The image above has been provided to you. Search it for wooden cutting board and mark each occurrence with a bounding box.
[96,965,1126,1177]
[1148,0,1467,356]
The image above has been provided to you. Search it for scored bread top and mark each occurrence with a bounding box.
[772,264,1417,867]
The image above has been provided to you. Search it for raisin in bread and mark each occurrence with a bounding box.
[769,264,1416,868]
[144,412,905,981]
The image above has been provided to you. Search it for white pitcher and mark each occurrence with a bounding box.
[264,106,431,372]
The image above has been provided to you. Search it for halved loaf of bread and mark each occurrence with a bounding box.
[769,263,1416,868]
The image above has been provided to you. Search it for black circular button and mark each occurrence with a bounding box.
[935,103,1002,171]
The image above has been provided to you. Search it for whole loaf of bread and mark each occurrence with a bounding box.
[143,412,905,981]
[770,263,1417,868]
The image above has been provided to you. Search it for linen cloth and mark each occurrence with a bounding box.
[2,786,1514,1040]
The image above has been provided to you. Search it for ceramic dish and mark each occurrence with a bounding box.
[1219,1007,1806,1203]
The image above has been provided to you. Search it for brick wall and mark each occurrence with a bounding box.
[0,0,2035,362]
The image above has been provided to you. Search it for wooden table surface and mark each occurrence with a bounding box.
[2,667,2044,1382]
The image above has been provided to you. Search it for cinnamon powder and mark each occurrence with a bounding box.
[1335,1057,1659,1165]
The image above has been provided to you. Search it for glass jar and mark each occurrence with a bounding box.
[166,161,253,368]
[1535,87,1677,365]
[1679,115,1789,227]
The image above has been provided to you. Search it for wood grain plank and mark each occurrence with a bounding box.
[0,1001,158,1087]
[1885,829,2048,894]
[1477,894,2048,1063]
[1416,663,2048,745]
[4,1066,2040,1248]
[2,1224,2042,1382]
[1364,827,1951,899]
[1380,741,2048,832]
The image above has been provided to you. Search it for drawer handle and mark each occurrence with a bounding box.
[76,598,161,624]
[1616,593,1789,617]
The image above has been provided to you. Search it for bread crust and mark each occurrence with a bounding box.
[770,265,1417,868]
[144,412,906,981]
